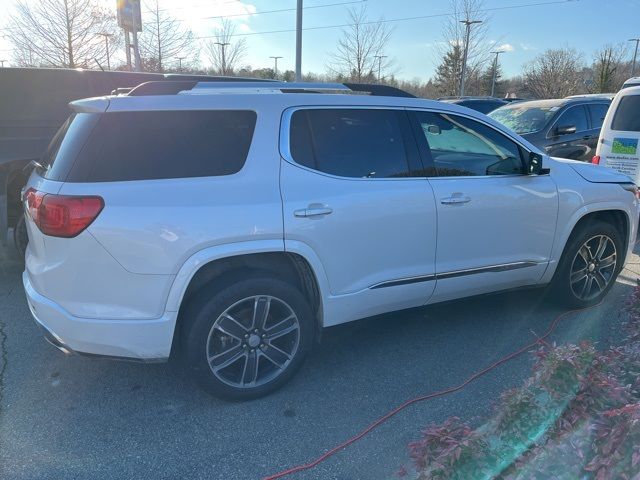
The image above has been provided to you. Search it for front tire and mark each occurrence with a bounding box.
[550,219,623,308]
[181,276,314,401]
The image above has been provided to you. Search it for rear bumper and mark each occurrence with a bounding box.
[23,271,175,361]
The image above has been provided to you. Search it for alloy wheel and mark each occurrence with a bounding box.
[206,295,301,389]
[569,235,617,301]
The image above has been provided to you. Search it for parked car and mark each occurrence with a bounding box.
[439,96,508,114]
[593,85,640,184]
[488,97,611,161]
[0,67,270,255]
[622,77,640,89]
[23,81,638,400]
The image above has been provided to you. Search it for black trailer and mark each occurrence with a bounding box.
[0,68,267,254]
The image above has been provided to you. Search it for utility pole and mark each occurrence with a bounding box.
[124,31,132,70]
[630,38,640,77]
[490,50,504,97]
[97,32,112,70]
[374,55,387,82]
[130,0,142,72]
[270,56,283,79]
[459,19,482,97]
[214,42,230,75]
[176,56,185,72]
[295,0,303,81]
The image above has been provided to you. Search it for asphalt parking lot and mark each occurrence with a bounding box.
[1,237,639,480]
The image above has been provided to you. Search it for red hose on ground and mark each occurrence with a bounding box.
[263,301,603,480]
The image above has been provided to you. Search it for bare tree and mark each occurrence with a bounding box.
[524,48,585,98]
[591,44,629,93]
[437,0,494,95]
[7,0,118,68]
[138,0,196,73]
[328,6,393,83]
[204,19,247,76]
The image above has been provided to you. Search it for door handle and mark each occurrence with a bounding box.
[441,195,471,205]
[294,206,333,218]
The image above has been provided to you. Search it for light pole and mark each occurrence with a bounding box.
[630,38,640,77]
[295,0,303,81]
[269,56,283,79]
[374,55,387,82]
[490,50,504,97]
[176,56,185,72]
[215,42,230,75]
[97,32,112,70]
[459,19,482,97]
[0,60,6,67]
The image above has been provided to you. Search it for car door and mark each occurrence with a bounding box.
[280,106,438,310]
[409,109,559,303]
[545,105,591,160]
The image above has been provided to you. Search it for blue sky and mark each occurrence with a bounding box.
[1,0,639,79]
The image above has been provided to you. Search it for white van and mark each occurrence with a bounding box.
[594,86,640,184]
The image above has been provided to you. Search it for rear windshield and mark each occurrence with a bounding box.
[611,95,640,132]
[488,106,558,134]
[48,110,257,183]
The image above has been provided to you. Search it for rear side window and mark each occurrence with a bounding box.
[587,103,610,130]
[67,110,256,182]
[44,113,100,181]
[611,96,640,132]
[289,109,411,178]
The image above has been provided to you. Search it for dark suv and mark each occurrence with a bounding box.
[488,97,611,161]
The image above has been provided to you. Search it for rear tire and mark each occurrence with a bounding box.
[13,213,28,258]
[181,276,314,401]
[550,219,623,308]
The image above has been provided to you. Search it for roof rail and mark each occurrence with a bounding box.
[127,80,416,98]
[127,77,274,96]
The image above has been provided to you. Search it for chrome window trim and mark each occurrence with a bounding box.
[406,106,535,179]
[279,105,420,182]
[369,261,541,289]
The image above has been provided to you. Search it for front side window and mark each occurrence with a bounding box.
[289,108,411,178]
[414,111,524,177]
[552,105,589,134]
[611,95,640,132]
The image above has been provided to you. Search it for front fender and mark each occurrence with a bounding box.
[541,200,637,284]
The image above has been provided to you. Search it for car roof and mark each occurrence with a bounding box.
[623,77,640,86]
[496,97,610,110]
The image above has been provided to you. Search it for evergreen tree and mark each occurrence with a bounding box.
[434,45,463,97]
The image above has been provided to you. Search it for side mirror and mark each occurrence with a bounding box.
[426,124,441,135]
[527,152,544,175]
[555,124,577,136]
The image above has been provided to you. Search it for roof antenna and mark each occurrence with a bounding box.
[94,58,105,72]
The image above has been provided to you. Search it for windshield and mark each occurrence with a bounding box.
[489,105,558,134]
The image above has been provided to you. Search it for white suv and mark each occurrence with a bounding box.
[22,81,639,400]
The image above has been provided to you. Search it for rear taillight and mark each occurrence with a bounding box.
[24,188,104,238]
[591,155,601,164]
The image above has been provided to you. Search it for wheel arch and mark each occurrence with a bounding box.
[166,243,328,352]
[544,204,632,283]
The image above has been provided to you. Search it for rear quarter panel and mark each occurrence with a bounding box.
[60,106,284,275]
